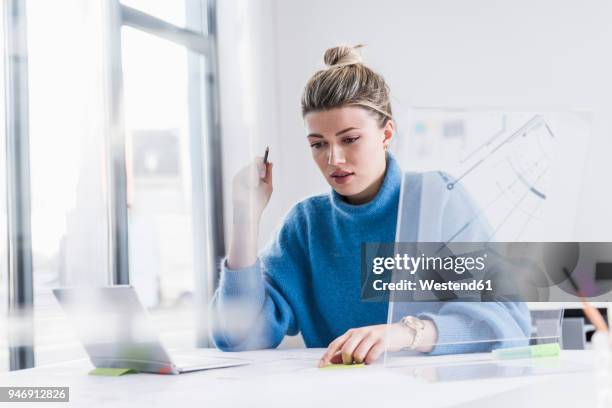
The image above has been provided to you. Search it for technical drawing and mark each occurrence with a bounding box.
[393,109,590,242]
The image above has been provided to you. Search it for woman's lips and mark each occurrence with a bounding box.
[330,172,355,185]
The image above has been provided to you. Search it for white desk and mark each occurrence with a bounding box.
[0,348,602,408]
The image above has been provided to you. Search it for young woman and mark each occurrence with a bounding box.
[211,45,530,366]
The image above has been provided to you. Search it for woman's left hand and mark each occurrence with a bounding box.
[318,323,415,367]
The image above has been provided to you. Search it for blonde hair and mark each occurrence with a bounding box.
[301,44,393,127]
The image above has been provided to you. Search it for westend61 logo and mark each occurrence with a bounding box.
[360,242,612,302]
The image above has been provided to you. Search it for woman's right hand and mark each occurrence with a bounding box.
[231,157,273,224]
[228,157,273,270]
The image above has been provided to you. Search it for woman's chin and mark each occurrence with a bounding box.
[332,184,363,199]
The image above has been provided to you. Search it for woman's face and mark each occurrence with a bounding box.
[305,106,394,204]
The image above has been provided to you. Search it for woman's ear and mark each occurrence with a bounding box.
[383,119,395,148]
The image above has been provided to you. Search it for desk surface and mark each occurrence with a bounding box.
[0,348,603,408]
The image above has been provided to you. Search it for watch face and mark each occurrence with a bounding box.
[404,316,425,330]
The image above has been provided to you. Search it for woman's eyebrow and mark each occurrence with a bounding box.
[307,127,360,138]
[335,127,359,136]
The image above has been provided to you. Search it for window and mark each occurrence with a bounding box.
[2,0,220,370]
[26,0,109,366]
[118,0,220,349]
[122,26,198,347]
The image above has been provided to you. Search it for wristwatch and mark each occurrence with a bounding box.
[400,316,426,350]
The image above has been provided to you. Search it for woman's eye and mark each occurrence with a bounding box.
[310,142,326,149]
[343,137,360,144]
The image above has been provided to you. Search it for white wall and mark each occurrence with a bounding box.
[218,0,612,245]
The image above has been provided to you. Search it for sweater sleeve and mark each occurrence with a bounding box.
[417,175,532,355]
[210,205,306,351]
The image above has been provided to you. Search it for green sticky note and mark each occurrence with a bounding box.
[89,367,139,376]
[320,363,365,370]
[529,343,560,358]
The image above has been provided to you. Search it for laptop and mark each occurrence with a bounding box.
[53,285,249,375]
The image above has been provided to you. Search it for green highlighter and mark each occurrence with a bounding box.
[492,343,561,360]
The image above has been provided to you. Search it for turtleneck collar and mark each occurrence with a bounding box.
[330,153,401,218]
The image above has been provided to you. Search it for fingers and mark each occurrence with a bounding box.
[241,158,271,185]
[340,333,367,364]
[263,162,273,185]
[319,327,387,367]
[364,340,386,364]
[352,333,379,364]
[330,352,344,365]
[241,159,260,186]
[231,156,273,215]
[319,330,352,367]
[255,160,266,179]
[252,157,273,184]
[319,330,371,366]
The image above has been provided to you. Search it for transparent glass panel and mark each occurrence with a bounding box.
[121,0,186,28]
[390,356,591,382]
[381,109,591,364]
[121,26,198,349]
[27,0,110,366]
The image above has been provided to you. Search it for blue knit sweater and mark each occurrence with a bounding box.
[211,154,531,354]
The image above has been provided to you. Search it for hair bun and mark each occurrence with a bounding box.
[323,44,364,68]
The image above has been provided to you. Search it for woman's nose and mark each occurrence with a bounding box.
[328,145,346,165]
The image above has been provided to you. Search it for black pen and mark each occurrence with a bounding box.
[263,146,269,164]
